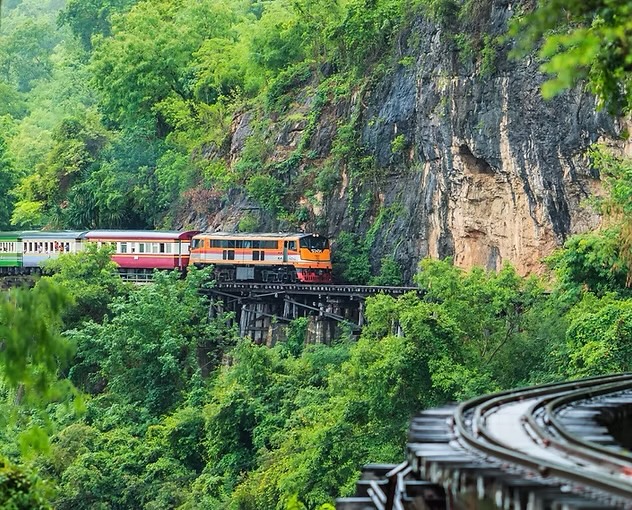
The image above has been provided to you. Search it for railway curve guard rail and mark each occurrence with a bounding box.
[338,373,632,510]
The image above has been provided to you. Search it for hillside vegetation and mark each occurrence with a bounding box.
[1,0,632,508]
[1,0,418,232]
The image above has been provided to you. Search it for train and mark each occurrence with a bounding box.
[0,230,333,283]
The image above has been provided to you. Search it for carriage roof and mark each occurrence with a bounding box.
[194,232,323,240]
[19,231,88,240]
[85,230,200,240]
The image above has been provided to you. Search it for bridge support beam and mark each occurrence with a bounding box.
[204,283,421,347]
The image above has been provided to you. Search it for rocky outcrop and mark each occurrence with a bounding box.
[348,0,618,279]
[207,0,621,281]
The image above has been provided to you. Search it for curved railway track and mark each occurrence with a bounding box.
[337,374,632,509]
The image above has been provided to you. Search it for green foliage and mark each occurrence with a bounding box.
[453,33,474,64]
[266,61,313,112]
[51,424,196,509]
[562,295,632,377]
[0,132,20,229]
[417,0,460,25]
[390,134,408,155]
[509,0,632,114]
[547,230,630,300]
[67,268,235,415]
[339,0,406,71]
[40,244,130,328]
[246,174,285,214]
[238,213,260,232]
[415,258,548,390]
[12,113,111,228]
[58,0,138,52]
[0,457,52,510]
[547,147,632,296]
[284,317,309,357]
[315,163,341,194]
[0,15,60,92]
[369,257,403,286]
[332,232,371,284]
[479,34,496,77]
[0,83,27,118]
[0,280,73,400]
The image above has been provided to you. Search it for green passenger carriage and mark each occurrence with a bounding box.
[0,231,22,273]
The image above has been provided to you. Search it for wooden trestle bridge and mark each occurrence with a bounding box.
[202,283,422,344]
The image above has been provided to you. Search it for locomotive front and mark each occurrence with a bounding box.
[189,232,333,283]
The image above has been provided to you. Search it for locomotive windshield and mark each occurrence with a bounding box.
[299,236,329,252]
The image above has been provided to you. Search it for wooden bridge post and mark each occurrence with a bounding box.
[358,301,364,327]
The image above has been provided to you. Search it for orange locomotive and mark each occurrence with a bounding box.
[189,232,332,283]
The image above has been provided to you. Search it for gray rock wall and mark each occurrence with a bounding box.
[325,0,618,279]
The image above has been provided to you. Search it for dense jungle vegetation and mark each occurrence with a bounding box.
[2,0,632,508]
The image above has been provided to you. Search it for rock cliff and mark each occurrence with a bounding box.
[204,0,621,281]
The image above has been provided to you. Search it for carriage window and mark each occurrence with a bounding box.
[192,239,203,249]
[288,241,296,251]
[242,240,251,249]
[223,250,235,260]
[261,240,278,249]
[120,242,128,253]
[235,240,243,249]
[159,243,165,253]
[139,243,145,253]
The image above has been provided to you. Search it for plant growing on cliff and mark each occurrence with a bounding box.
[479,34,496,77]
[370,257,404,286]
[390,134,408,155]
[246,174,286,215]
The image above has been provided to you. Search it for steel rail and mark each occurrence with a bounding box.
[544,381,632,465]
[454,373,632,504]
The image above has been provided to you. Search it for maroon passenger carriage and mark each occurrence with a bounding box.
[84,230,200,280]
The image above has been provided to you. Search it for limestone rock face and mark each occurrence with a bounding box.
[330,1,618,278]
[211,0,621,280]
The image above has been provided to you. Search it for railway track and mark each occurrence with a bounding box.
[214,282,422,297]
[337,374,632,509]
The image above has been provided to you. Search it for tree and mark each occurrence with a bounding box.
[0,130,19,229]
[0,279,73,402]
[0,17,59,92]
[0,457,52,510]
[58,0,138,52]
[414,258,549,390]
[11,114,111,228]
[547,230,630,300]
[40,244,130,328]
[90,0,210,129]
[562,295,632,377]
[547,146,632,295]
[67,268,235,415]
